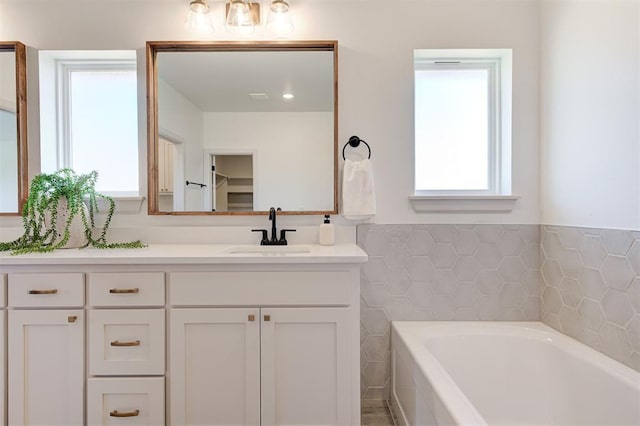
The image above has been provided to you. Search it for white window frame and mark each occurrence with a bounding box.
[411,49,517,212]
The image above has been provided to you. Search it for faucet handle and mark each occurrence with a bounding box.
[279,229,296,245]
[251,229,269,245]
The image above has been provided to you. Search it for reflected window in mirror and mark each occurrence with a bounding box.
[39,50,139,196]
[147,41,338,215]
[0,42,27,215]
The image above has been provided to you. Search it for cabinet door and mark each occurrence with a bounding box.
[0,310,5,424]
[158,138,175,193]
[169,308,260,426]
[261,307,351,426]
[8,310,84,426]
[158,139,167,193]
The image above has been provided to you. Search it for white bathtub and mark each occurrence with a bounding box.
[391,322,640,426]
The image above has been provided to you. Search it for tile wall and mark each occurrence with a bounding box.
[356,224,541,400]
[540,225,639,372]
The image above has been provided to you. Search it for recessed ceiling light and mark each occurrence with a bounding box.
[282,93,294,99]
[248,93,269,101]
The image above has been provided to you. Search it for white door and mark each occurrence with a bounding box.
[169,308,260,425]
[8,309,84,425]
[260,307,351,426]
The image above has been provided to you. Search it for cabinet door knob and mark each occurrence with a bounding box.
[110,410,140,418]
[68,316,77,323]
[28,289,58,295]
[110,340,141,347]
[248,314,255,322]
[264,315,271,322]
[109,288,139,294]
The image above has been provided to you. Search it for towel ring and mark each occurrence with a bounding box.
[342,135,371,160]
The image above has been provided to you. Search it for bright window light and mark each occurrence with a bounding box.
[69,69,138,195]
[415,68,489,191]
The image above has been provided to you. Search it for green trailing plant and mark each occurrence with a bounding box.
[0,169,145,255]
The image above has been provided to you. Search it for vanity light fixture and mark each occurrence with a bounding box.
[266,0,294,37]
[185,0,215,37]
[225,0,260,35]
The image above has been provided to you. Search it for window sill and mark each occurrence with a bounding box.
[409,195,519,213]
[92,196,145,215]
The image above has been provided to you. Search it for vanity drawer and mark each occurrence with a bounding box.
[88,309,165,376]
[87,377,165,425]
[169,270,352,306]
[88,272,165,307]
[8,273,84,307]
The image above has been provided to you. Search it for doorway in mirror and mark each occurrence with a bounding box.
[210,154,254,212]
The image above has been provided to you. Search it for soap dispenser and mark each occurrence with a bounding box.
[319,215,335,246]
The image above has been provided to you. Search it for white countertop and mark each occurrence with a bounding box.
[0,243,368,265]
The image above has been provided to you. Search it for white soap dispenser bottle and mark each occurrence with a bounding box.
[319,215,335,246]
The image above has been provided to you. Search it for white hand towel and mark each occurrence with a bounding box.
[342,158,376,220]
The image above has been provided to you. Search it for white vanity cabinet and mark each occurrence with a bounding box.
[0,244,366,426]
[168,268,359,426]
[7,273,85,426]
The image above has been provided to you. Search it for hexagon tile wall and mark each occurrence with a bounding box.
[540,225,639,373]
[356,224,639,401]
[356,224,541,400]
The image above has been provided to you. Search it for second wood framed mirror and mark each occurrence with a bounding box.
[147,41,338,215]
[0,41,28,216]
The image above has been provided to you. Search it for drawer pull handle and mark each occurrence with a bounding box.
[110,340,141,347]
[264,315,271,322]
[109,288,139,294]
[109,410,140,418]
[248,315,255,322]
[28,289,58,295]
[68,316,77,323]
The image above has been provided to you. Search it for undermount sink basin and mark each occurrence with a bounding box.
[223,245,312,255]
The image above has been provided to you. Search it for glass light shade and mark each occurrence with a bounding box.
[226,0,255,35]
[266,0,293,37]
[185,1,215,38]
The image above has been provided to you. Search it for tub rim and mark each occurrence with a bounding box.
[391,321,640,426]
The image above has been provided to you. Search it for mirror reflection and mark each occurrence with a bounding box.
[0,42,27,215]
[148,41,338,215]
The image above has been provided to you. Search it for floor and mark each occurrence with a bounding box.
[361,400,396,426]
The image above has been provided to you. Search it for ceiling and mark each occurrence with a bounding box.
[157,50,334,113]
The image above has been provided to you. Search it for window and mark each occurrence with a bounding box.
[413,49,512,199]
[39,51,139,196]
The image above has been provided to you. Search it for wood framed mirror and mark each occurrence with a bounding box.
[0,41,28,216]
[146,41,338,215]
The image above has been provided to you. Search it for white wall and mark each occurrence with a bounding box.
[203,112,334,212]
[0,0,541,235]
[158,78,204,211]
[540,0,640,231]
[0,52,15,111]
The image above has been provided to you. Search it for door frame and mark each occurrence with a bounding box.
[202,149,258,212]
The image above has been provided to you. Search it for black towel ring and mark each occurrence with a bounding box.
[342,135,371,160]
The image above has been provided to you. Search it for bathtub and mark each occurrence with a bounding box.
[391,322,640,426]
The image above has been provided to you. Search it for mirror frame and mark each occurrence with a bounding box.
[146,40,338,216]
[0,41,28,217]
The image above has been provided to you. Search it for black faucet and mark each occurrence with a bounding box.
[252,207,295,245]
[269,207,278,243]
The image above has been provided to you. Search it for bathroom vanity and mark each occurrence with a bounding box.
[0,243,366,425]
